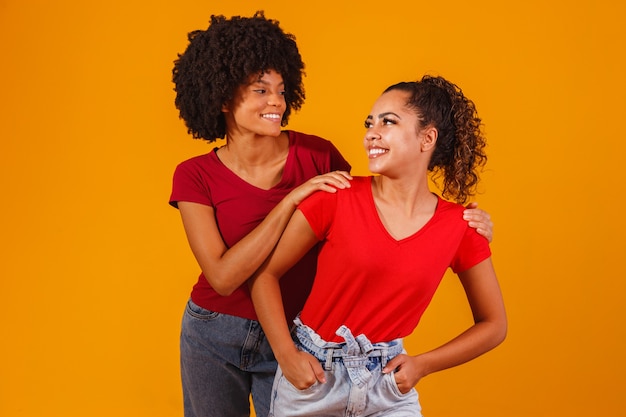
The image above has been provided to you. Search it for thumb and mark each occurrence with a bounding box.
[382,356,403,374]
[310,359,327,384]
[464,201,479,209]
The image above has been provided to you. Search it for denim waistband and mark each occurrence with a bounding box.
[293,317,403,370]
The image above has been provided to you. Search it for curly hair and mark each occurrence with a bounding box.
[172,11,305,142]
[384,75,487,203]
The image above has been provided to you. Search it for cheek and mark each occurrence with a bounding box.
[406,135,423,151]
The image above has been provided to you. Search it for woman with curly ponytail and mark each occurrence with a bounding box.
[249,75,506,417]
[386,75,487,204]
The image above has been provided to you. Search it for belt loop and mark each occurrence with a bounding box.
[325,348,333,371]
[381,347,388,368]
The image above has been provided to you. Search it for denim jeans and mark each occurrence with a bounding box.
[268,318,422,417]
[180,299,277,417]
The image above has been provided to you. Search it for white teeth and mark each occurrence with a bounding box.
[369,148,388,155]
[262,114,281,120]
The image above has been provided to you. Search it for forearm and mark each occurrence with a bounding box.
[413,318,507,378]
[416,263,507,378]
[249,270,299,361]
[187,172,350,296]
[248,210,320,362]
[250,268,328,389]
[210,197,298,294]
[389,259,507,389]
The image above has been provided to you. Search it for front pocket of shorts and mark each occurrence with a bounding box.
[283,374,320,393]
[278,371,327,398]
[384,371,412,398]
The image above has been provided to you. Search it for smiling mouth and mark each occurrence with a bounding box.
[368,148,388,157]
[262,113,282,121]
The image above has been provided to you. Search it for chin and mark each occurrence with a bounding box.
[368,163,383,174]
[260,129,282,138]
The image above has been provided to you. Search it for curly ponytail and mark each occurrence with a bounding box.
[384,75,487,203]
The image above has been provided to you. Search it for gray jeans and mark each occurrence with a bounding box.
[180,299,277,417]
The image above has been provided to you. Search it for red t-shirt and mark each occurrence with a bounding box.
[169,131,351,321]
[298,176,491,343]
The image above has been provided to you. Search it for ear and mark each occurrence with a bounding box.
[221,102,230,113]
[421,126,438,152]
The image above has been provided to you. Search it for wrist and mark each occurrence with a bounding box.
[412,354,430,380]
[286,190,302,209]
[274,343,300,363]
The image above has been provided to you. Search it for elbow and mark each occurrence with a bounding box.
[212,285,236,297]
[491,317,508,348]
[203,273,240,297]
[477,315,508,351]
[495,323,508,347]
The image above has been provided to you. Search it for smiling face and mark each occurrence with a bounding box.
[222,69,286,138]
[364,89,435,177]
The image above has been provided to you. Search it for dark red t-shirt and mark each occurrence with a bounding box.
[169,131,351,321]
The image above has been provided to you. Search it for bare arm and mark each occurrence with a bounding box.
[248,210,327,388]
[384,258,507,393]
[179,171,351,295]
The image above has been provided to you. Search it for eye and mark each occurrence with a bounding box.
[382,117,397,125]
[253,89,267,94]
[364,120,373,128]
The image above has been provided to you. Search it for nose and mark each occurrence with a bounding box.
[365,128,380,142]
[268,92,285,107]
[363,128,380,150]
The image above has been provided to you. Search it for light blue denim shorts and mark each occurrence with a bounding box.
[268,317,422,417]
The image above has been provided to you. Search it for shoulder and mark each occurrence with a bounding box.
[435,196,466,217]
[286,130,350,173]
[308,176,370,206]
[288,130,335,150]
[311,176,370,198]
[299,176,369,209]
[429,196,470,233]
[174,150,218,172]
[343,176,371,191]
[435,197,490,247]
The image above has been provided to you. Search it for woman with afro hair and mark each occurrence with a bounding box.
[249,76,507,417]
[169,12,494,417]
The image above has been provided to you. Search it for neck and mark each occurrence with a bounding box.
[371,175,437,216]
[221,131,288,166]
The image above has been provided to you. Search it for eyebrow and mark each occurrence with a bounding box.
[252,76,284,87]
[366,111,401,120]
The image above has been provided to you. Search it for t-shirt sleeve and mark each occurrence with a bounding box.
[450,226,492,273]
[297,191,338,241]
[327,141,352,173]
[169,159,212,209]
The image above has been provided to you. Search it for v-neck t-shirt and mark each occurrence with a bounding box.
[298,176,491,343]
[169,131,351,321]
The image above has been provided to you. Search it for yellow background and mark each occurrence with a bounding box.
[1,0,625,416]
